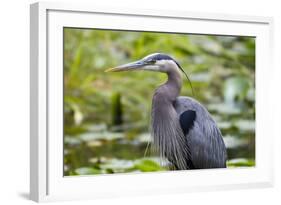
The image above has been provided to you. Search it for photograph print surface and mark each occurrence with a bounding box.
[63,28,255,176]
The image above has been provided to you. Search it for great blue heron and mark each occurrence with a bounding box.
[106,53,227,170]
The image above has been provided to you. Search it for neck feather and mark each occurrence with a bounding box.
[154,67,182,102]
[166,70,182,100]
[150,68,190,169]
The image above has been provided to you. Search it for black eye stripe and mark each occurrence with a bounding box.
[145,53,181,67]
[146,59,156,63]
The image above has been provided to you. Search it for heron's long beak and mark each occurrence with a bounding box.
[105,60,146,72]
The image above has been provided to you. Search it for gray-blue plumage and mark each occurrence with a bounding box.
[175,97,227,168]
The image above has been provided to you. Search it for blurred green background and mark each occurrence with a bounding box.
[63,28,255,176]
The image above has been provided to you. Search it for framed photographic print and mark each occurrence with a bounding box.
[30,2,274,202]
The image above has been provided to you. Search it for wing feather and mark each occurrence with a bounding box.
[175,96,227,169]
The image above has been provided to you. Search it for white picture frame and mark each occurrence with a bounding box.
[30,2,274,202]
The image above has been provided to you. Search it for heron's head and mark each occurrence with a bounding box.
[105,53,182,73]
[106,53,194,95]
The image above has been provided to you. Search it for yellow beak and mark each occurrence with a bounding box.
[105,60,146,73]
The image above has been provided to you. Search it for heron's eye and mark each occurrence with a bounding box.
[146,59,156,64]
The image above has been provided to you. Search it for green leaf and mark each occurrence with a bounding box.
[134,159,164,172]
[234,120,255,132]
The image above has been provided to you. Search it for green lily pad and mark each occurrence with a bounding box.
[99,159,135,172]
[208,103,241,115]
[79,131,124,141]
[75,167,101,175]
[223,135,248,149]
[224,76,250,104]
[134,158,165,172]
[227,158,255,167]
[234,120,255,132]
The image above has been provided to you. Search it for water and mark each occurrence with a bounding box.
[64,126,255,175]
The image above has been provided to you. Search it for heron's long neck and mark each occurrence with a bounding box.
[166,71,182,100]
[151,68,182,128]
[151,69,190,169]
[154,69,182,103]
